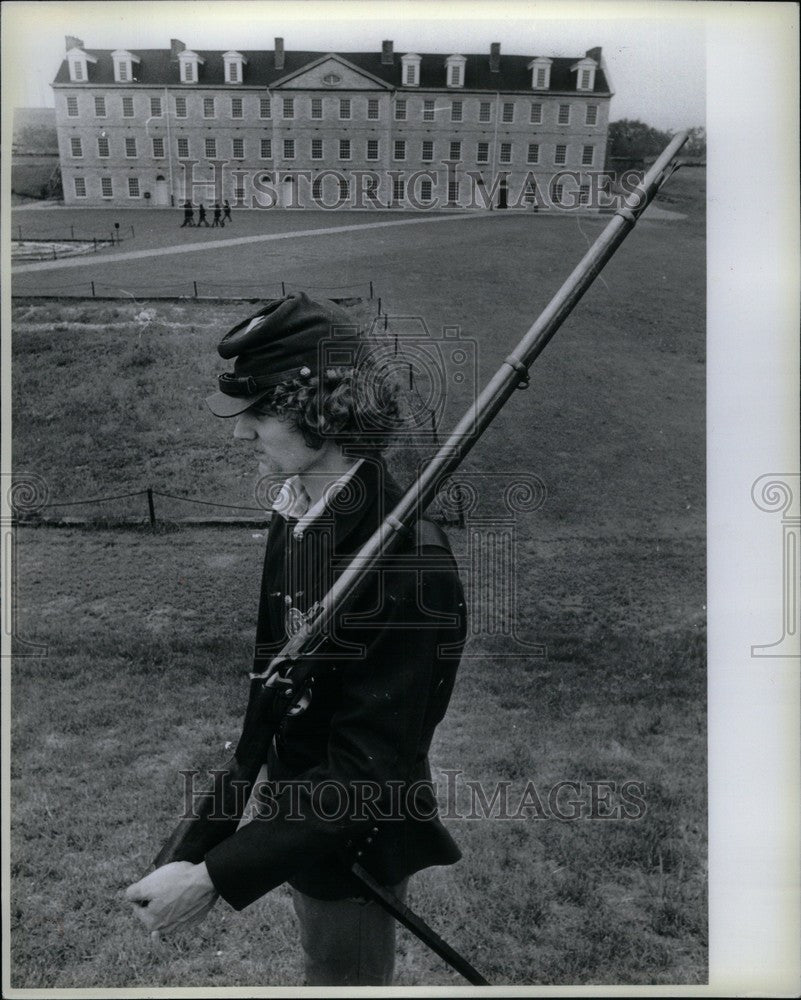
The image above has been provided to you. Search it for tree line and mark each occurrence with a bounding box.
[608,120,706,161]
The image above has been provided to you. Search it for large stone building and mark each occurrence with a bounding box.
[52,36,613,210]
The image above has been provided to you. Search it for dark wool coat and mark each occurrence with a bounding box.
[203,457,467,908]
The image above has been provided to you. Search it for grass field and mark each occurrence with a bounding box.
[9,172,706,988]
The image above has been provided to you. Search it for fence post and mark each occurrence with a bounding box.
[70,225,75,239]
[91,281,96,297]
[130,225,135,238]
[193,280,198,298]
[281,281,286,296]
[93,238,97,252]
[53,247,57,260]
[408,364,413,390]
[378,296,382,315]
[147,488,156,527]
[394,331,398,355]
[369,280,374,299]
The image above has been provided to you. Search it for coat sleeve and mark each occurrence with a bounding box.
[203,549,465,910]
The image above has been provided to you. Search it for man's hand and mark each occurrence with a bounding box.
[125,861,219,936]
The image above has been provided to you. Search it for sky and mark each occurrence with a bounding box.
[2,0,706,131]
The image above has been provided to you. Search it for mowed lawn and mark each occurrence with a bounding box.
[10,173,706,988]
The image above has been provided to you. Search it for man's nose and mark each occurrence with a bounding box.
[233,413,256,440]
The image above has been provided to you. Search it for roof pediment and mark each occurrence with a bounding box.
[271,53,392,90]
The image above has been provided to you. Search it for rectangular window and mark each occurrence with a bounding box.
[119,62,128,82]
[393,139,406,161]
[448,179,460,203]
[476,141,489,163]
[178,137,190,158]
[203,137,215,158]
[283,138,295,159]
[203,97,215,118]
[260,97,271,119]
[366,139,379,161]
[150,97,162,117]
[395,99,407,121]
[311,138,324,159]
[283,97,294,119]
[339,138,351,160]
[122,96,134,117]
[339,178,350,200]
[405,64,415,85]
[451,100,463,122]
[94,96,106,117]
[175,96,187,117]
[339,98,351,120]
[423,99,435,122]
[70,137,82,157]
[152,137,165,158]
[232,138,244,159]
[234,184,245,202]
[586,104,598,125]
[66,96,79,116]
[449,65,460,87]
[73,62,84,81]
[311,97,323,119]
[128,177,140,197]
[579,184,590,205]
[581,145,595,166]
[530,102,542,124]
[421,140,434,162]
[229,63,240,83]
[393,177,405,201]
[499,142,512,164]
[502,102,514,123]
[558,104,570,125]
[101,176,113,197]
[184,62,194,83]
[98,136,110,157]
[125,137,137,158]
[367,98,380,120]
[230,97,242,119]
[554,144,567,165]
[552,181,564,204]
[420,178,433,202]
[580,69,591,89]
[536,67,546,88]
[74,176,86,197]
[260,138,272,158]
[449,140,461,160]
[479,101,491,123]
[527,142,539,164]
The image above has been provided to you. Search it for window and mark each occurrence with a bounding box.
[530,102,543,124]
[231,97,243,118]
[124,137,137,158]
[152,137,165,158]
[74,177,86,197]
[535,66,547,88]
[234,184,245,202]
[101,176,113,197]
[150,97,162,117]
[451,100,463,122]
[175,96,187,117]
[98,136,110,157]
[502,102,514,123]
[448,179,460,203]
[260,138,272,158]
[393,139,406,161]
[420,178,433,202]
[479,101,491,123]
[449,65,461,87]
[178,137,190,158]
[122,96,134,117]
[476,141,489,163]
[66,96,78,116]
[70,137,83,157]
[184,62,194,83]
[94,96,106,117]
[393,177,405,201]
[405,64,416,85]
[73,61,84,81]
[579,184,590,206]
[554,144,567,165]
[339,138,351,160]
[581,145,595,166]
[366,139,379,161]
[203,137,215,158]
[283,138,295,159]
[311,138,324,159]
[552,181,564,205]
[421,140,434,162]
[527,142,539,164]
[580,69,591,89]
[128,177,140,198]
[499,142,512,164]
[423,99,435,121]
[260,97,271,119]
[395,99,407,121]
[204,97,215,118]
[311,97,323,119]
[232,138,244,159]
[558,104,570,125]
[449,140,461,160]
[339,98,351,120]
[229,62,239,83]
[118,62,128,82]
[339,178,350,200]
[367,98,380,120]
[283,97,294,119]
[586,104,598,126]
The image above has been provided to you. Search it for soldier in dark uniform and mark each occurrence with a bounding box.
[126,293,467,986]
[223,199,232,223]
[197,202,209,227]
[212,202,224,227]
[180,199,194,227]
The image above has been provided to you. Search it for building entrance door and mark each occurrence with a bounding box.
[154,176,170,207]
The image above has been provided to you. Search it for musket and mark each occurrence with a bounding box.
[152,132,689,985]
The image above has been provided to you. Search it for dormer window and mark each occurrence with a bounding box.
[178,49,204,84]
[445,54,466,88]
[112,49,140,83]
[67,46,97,83]
[401,53,421,87]
[571,56,597,91]
[527,57,552,90]
[223,50,247,84]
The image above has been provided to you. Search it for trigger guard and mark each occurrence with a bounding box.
[287,687,312,716]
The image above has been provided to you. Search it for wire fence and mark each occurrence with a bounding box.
[11,278,379,302]
[11,224,136,262]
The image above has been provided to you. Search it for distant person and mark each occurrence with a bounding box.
[197,203,210,227]
[180,200,195,227]
[223,200,232,224]
[212,202,224,228]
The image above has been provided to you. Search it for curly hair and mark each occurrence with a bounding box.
[250,361,402,452]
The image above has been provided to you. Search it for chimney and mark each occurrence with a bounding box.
[381,40,394,65]
[585,46,602,63]
[65,36,84,51]
[489,41,501,72]
[275,37,285,70]
[170,38,186,60]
